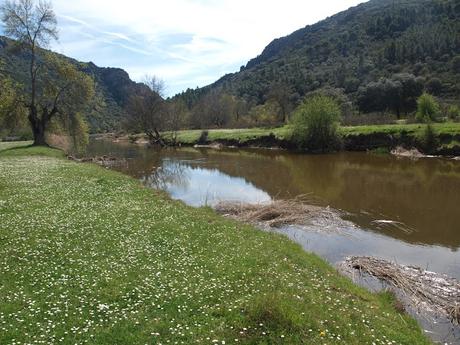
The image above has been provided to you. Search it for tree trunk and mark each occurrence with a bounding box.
[30,115,48,146]
[154,129,166,147]
[147,129,166,147]
[283,111,288,124]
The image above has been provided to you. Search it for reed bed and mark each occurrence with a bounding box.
[214,198,354,234]
[342,256,460,324]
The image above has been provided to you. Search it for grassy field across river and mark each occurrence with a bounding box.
[0,143,430,344]
[163,123,460,154]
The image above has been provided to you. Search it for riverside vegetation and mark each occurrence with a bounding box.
[0,142,430,344]
[151,122,460,156]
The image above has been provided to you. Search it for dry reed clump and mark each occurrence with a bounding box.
[391,146,425,159]
[342,256,460,324]
[214,198,351,231]
[67,155,126,167]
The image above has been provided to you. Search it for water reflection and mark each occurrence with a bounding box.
[82,139,460,275]
[142,161,271,206]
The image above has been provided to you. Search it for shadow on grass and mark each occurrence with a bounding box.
[0,144,65,158]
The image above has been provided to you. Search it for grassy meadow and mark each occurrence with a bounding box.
[166,123,460,151]
[0,143,430,344]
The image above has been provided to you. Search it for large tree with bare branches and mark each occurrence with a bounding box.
[126,76,168,146]
[1,0,93,146]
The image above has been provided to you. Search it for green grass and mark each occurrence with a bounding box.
[0,143,65,158]
[171,127,292,145]
[169,122,460,147]
[0,140,33,152]
[0,146,429,344]
[340,122,460,137]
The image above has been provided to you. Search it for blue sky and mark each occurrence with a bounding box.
[3,0,365,96]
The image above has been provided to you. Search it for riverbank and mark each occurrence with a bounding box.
[0,143,430,344]
[152,123,460,156]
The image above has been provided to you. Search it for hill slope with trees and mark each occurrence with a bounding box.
[0,36,146,134]
[175,0,460,128]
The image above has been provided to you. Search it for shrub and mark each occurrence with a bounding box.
[447,105,460,121]
[291,95,342,152]
[419,124,439,154]
[415,93,440,123]
[198,130,209,144]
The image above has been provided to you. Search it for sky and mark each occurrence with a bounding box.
[5,0,366,96]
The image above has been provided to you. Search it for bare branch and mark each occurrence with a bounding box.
[142,75,166,98]
[0,0,58,48]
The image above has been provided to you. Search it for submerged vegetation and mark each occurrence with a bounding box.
[0,144,430,344]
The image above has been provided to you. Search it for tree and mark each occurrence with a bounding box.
[0,62,26,135]
[357,74,423,118]
[384,73,424,118]
[267,81,293,124]
[190,89,234,129]
[291,95,342,152]
[247,101,280,126]
[426,78,443,96]
[416,93,440,123]
[166,98,189,144]
[1,0,94,146]
[125,75,167,145]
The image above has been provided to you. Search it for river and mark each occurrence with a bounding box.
[83,138,460,344]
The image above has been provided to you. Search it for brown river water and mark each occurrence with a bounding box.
[83,138,460,344]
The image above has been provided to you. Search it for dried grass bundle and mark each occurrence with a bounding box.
[214,197,352,233]
[343,256,460,324]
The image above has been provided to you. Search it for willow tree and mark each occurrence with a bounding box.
[1,0,93,146]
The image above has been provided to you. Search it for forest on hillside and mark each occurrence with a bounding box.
[175,0,460,128]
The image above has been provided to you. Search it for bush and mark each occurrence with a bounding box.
[292,95,341,152]
[447,105,460,121]
[415,93,440,123]
[198,130,209,144]
[419,124,439,154]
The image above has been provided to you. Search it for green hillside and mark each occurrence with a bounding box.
[175,0,460,126]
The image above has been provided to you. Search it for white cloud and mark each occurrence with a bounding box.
[49,0,366,95]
